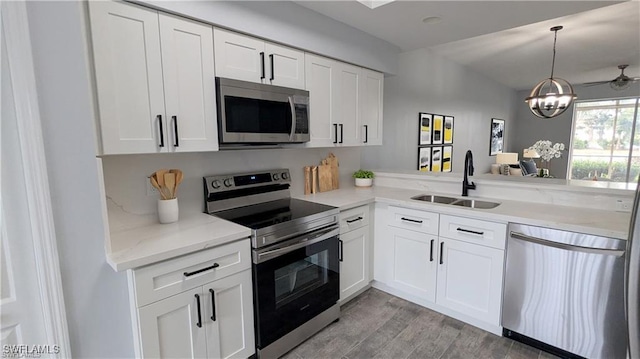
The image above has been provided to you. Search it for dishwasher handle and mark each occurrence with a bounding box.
[510,231,626,257]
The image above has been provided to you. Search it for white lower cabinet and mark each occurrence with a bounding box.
[131,240,255,359]
[374,204,506,332]
[339,205,371,303]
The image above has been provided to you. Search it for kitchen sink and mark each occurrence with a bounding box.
[411,194,458,204]
[450,199,501,209]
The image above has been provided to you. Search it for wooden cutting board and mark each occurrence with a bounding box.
[327,153,339,190]
[318,164,333,192]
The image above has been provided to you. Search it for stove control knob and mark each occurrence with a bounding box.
[211,180,221,189]
[281,172,289,180]
[273,173,280,180]
[223,178,233,187]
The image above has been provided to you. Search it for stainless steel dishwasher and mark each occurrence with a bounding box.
[503,223,627,359]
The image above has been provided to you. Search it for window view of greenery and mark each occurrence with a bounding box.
[569,97,640,182]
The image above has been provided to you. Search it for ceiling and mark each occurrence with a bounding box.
[294,1,640,90]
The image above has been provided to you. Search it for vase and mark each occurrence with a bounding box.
[158,198,179,224]
[355,178,373,187]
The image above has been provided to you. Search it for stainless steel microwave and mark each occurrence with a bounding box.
[216,77,310,145]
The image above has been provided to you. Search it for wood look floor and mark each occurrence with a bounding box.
[282,288,558,359]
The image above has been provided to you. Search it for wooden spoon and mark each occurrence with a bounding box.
[170,169,183,196]
[149,175,167,200]
[164,172,176,199]
[155,169,170,198]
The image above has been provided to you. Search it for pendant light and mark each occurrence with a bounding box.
[525,26,577,119]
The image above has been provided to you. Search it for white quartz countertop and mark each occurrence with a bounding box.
[106,210,251,272]
[297,186,631,240]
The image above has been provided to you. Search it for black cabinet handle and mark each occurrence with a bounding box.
[333,124,338,144]
[209,289,216,321]
[439,242,444,265]
[157,115,164,147]
[339,124,344,143]
[195,294,202,328]
[364,125,368,143]
[401,217,423,224]
[430,239,434,262]
[346,216,363,224]
[269,54,274,81]
[183,263,220,277]
[260,52,265,79]
[456,227,484,236]
[338,239,343,262]
[172,115,179,147]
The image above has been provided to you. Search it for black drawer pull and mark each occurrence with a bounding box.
[338,239,344,262]
[333,124,338,144]
[339,124,344,144]
[456,227,484,236]
[183,263,220,277]
[430,239,434,262]
[364,125,368,143]
[269,54,274,81]
[157,115,164,147]
[346,216,363,224]
[195,294,202,328]
[209,289,216,321]
[439,242,444,265]
[401,217,423,224]
[172,115,179,147]
[260,52,265,79]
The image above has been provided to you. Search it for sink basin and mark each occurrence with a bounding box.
[411,194,458,204]
[450,199,501,209]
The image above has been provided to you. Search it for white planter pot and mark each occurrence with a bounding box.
[158,198,179,224]
[355,178,373,187]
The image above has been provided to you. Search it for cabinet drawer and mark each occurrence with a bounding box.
[132,239,251,307]
[387,206,439,235]
[340,205,370,233]
[439,215,506,250]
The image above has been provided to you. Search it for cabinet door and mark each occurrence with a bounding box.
[213,28,265,84]
[159,14,218,152]
[138,287,207,358]
[340,226,370,302]
[265,42,305,89]
[335,62,362,146]
[88,1,166,154]
[360,69,383,146]
[436,238,504,325]
[204,270,255,359]
[304,54,338,147]
[389,227,437,302]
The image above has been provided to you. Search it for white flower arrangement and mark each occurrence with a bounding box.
[529,140,565,162]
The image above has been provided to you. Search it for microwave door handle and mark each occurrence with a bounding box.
[288,96,296,140]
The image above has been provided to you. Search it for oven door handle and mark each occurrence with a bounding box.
[254,227,339,264]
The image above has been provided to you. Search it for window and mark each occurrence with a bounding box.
[568,97,640,182]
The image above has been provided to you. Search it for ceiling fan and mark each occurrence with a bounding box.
[583,64,640,91]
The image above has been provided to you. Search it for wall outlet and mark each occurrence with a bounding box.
[616,199,633,212]
[146,178,159,197]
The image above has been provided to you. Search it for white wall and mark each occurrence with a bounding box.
[512,82,640,179]
[26,2,134,357]
[139,0,400,74]
[361,48,518,174]
[102,147,362,216]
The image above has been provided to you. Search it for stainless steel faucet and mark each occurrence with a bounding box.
[462,150,476,196]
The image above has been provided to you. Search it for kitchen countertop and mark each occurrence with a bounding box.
[297,186,631,240]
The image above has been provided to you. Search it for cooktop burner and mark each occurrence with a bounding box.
[212,198,336,230]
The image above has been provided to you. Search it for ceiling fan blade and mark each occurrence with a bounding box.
[582,80,611,86]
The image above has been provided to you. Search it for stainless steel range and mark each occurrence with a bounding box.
[203,169,340,358]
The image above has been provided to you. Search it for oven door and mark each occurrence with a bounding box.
[252,226,339,349]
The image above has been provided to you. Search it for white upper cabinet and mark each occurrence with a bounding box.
[159,14,218,152]
[361,69,384,146]
[89,2,218,154]
[335,62,362,146]
[304,54,338,147]
[89,1,165,154]
[213,28,305,89]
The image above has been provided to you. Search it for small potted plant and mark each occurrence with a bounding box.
[353,169,374,187]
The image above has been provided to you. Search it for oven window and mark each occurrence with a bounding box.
[225,96,292,133]
[274,250,328,308]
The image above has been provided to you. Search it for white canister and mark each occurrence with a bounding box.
[490,164,500,175]
[158,198,179,224]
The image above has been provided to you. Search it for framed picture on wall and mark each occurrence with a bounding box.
[490,118,505,156]
[418,147,431,171]
[444,116,454,144]
[432,115,444,145]
[431,146,443,172]
[442,146,453,172]
[419,113,433,145]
